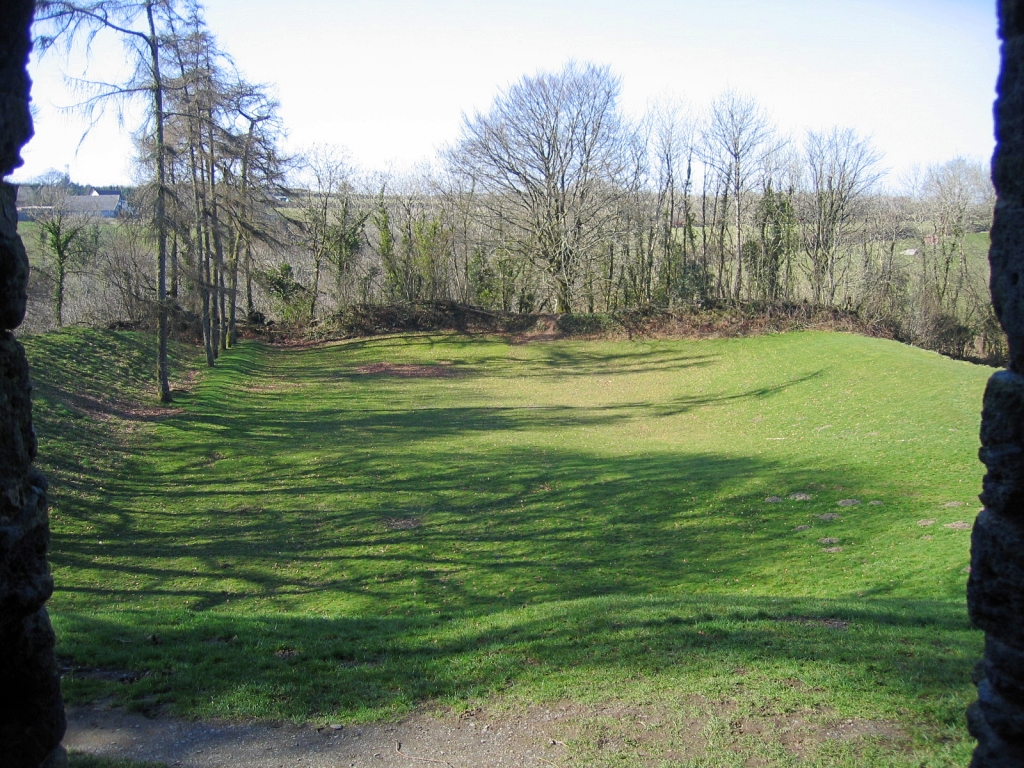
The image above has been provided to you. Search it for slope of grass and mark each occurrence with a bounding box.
[26,328,992,766]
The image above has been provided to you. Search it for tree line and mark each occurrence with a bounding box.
[27,1,999,399]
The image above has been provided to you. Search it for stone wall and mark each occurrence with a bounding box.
[0,1,68,766]
[968,1,1024,765]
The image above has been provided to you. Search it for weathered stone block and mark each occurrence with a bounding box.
[979,678,1024,741]
[984,635,1024,708]
[0,469,51,618]
[981,370,1024,444]
[980,370,1024,515]
[0,332,36,479]
[992,152,1024,203]
[1,5,66,765]
[0,185,29,330]
[0,608,67,768]
[1000,0,1024,46]
[995,44,1024,168]
[969,699,1024,768]
[989,207,1024,357]
[0,0,34,179]
[968,510,1024,646]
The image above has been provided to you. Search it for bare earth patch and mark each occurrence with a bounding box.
[355,362,461,378]
[511,316,562,344]
[64,700,906,768]
[776,617,850,631]
[944,521,972,530]
[174,366,203,395]
[383,516,421,531]
[37,384,184,422]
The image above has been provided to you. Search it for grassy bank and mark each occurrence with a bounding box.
[27,328,991,766]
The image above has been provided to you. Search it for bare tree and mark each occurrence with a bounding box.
[921,156,992,309]
[648,100,702,304]
[448,62,637,313]
[293,146,357,321]
[158,12,286,353]
[798,127,883,306]
[220,86,286,341]
[700,91,778,301]
[37,0,185,401]
[160,11,226,365]
[857,193,913,329]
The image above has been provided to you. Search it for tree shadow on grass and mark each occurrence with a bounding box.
[144,365,822,483]
[50,446,876,610]
[241,334,725,382]
[48,441,979,724]
[54,592,977,724]
[36,333,978,727]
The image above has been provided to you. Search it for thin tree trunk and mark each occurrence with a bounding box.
[245,239,254,319]
[205,126,222,358]
[210,252,220,354]
[218,257,227,350]
[168,161,178,300]
[147,1,171,402]
[734,168,743,302]
[310,256,321,321]
[170,234,178,300]
[54,259,65,328]
[202,229,214,365]
[555,276,571,313]
[228,239,239,345]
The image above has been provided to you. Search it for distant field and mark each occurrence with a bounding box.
[27,328,991,767]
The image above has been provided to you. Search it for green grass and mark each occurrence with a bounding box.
[26,328,992,766]
[68,754,167,768]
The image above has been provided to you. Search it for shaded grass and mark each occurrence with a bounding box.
[26,328,991,766]
[68,754,167,768]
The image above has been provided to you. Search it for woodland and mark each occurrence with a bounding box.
[23,1,999,394]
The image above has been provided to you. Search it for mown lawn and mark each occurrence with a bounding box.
[27,327,992,767]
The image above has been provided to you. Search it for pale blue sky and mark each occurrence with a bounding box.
[13,0,1000,186]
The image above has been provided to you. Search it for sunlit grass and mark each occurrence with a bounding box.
[27,328,991,766]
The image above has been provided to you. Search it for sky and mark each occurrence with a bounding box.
[10,0,1000,187]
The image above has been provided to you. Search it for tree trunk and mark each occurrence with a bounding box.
[310,255,321,322]
[54,257,66,328]
[245,240,254,319]
[733,169,743,302]
[147,0,171,402]
[555,274,571,313]
[201,221,215,367]
[227,241,239,345]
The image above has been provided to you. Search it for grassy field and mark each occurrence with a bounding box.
[26,327,992,766]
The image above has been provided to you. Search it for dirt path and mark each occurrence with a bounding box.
[65,705,573,768]
[65,700,904,767]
